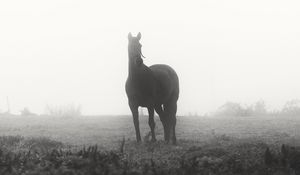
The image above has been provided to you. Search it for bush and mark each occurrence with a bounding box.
[281,99,300,116]
[44,104,82,118]
[214,102,255,117]
[213,99,300,118]
[213,100,268,117]
[20,107,37,116]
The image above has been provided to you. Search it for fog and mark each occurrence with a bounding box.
[1,0,300,115]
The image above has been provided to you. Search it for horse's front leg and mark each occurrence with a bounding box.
[129,103,141,142]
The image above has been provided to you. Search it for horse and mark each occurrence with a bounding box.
[125,32,179,144]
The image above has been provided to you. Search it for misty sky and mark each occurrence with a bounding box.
[0,0,300,115]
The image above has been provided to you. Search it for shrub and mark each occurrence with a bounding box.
[20,107,37,116]
[44,104,82,118]
[281,99,300,116]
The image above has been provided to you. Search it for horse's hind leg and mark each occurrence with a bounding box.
[164,101,177,145]
[147,107,156,142]
[154,105,169,142]
[171,103,177,144]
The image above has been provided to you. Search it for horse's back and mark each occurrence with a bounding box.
[149,64,179,103]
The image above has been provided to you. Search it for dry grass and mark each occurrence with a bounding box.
[0,114,300,174]
[0,115,300,146]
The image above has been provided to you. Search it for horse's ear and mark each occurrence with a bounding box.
[128,32,132,40]
[137,32,141,40]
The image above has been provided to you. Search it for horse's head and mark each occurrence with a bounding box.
[128,32,145,66]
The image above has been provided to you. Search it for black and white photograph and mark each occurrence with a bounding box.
[0,0,300,174]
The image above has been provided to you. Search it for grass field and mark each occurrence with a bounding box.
[0,114,300,174]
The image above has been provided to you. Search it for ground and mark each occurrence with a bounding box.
[0,114,300,174]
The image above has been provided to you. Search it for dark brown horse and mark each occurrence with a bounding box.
[125,32,179,144]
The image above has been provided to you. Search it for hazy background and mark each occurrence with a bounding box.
[0,0,300,115]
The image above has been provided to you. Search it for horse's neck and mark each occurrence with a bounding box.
[128,64,146,80]
[128,56,147,80]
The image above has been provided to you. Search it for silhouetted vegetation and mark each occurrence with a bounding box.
[1,135,300,175]
[20,107,37,117]
[214,99,300,118]
[264,144,300,174]
[44,104,82,118]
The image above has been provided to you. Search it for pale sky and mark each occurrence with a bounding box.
[0,0,300,115]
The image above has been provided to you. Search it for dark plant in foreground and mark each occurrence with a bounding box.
[264,144,300,174]
[1,135,300,175]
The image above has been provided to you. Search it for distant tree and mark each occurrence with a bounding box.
[281,99,300,116]
[44,104,82,118]
[253,100,267,116]
[243,105,254,116]
[215,102,244,117]
[20,107,36,116]
[214,100,268,117]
